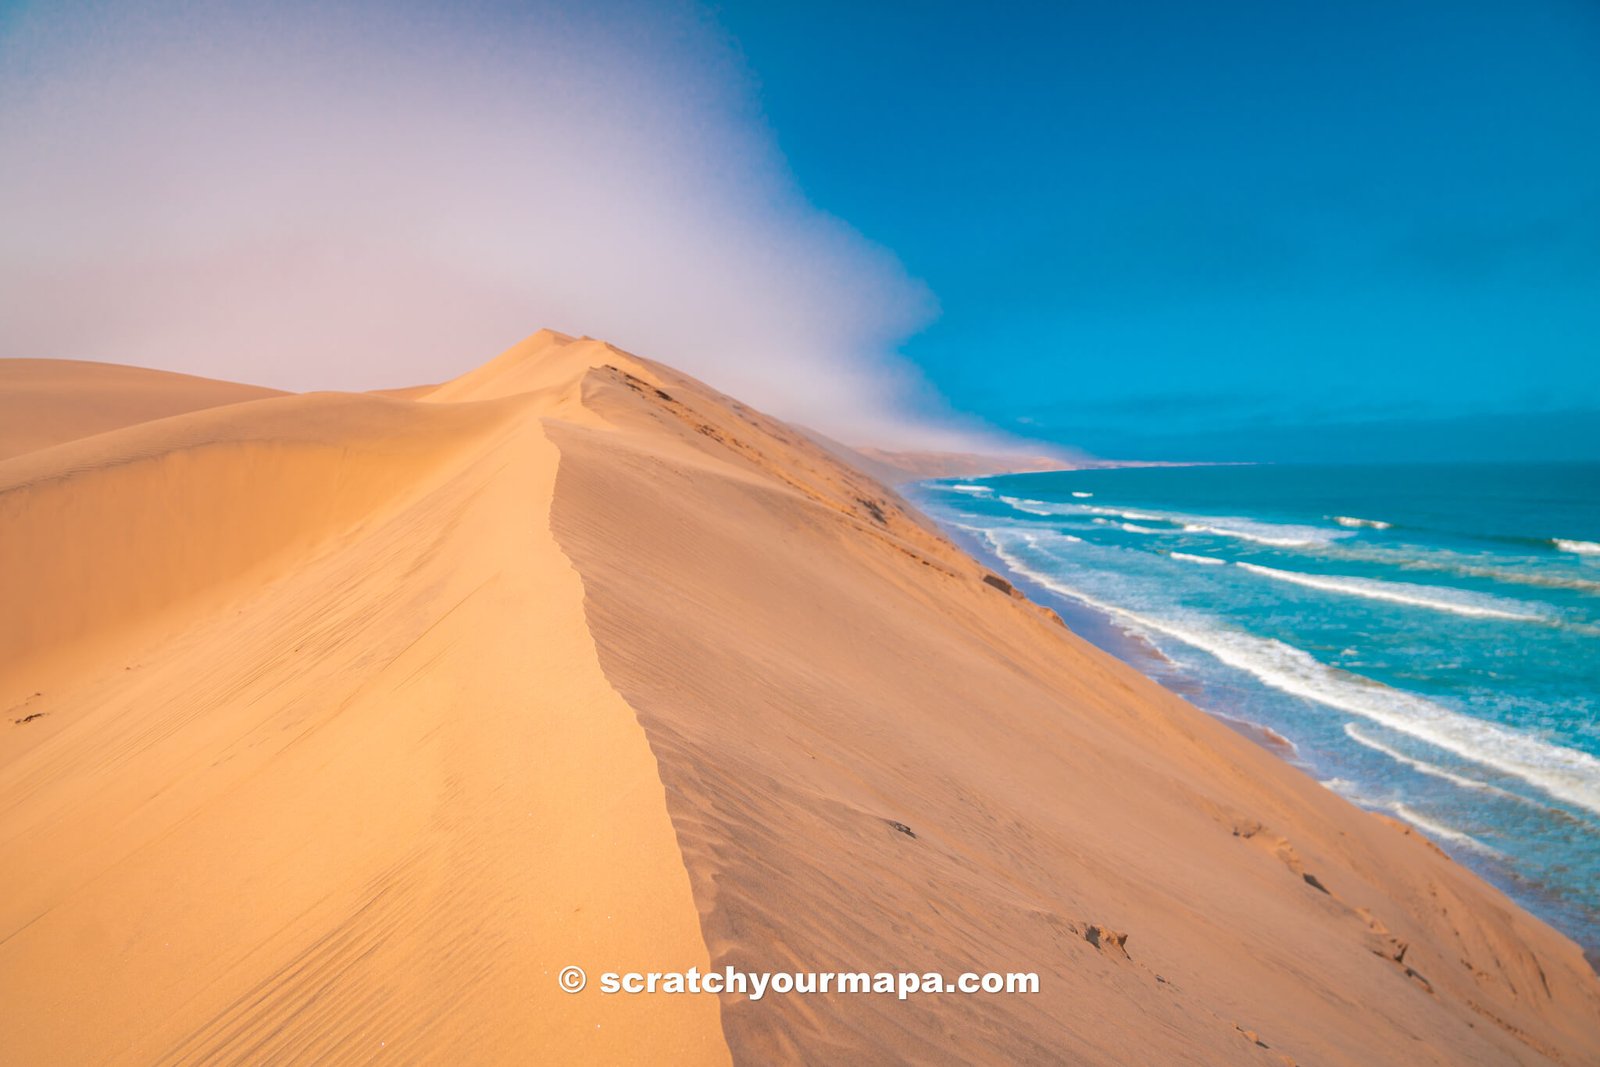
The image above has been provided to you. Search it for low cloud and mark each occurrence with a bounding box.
[0,0,1013,448]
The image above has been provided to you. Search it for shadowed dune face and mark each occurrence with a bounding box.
[0,347,725,1065]
[0,390,531,712]
[543,350,1600,1065]
[2,336,1599,1065]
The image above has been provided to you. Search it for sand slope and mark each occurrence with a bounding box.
[0,346,724,1064]
[3,333,1597,1064]
[0,358,285,461]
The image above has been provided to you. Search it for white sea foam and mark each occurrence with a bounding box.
[1028,501,1169,522]
[946,484,993,496]
[1180,521,1335,547]
[1019,529,1084,546]
[994,502,1340,546]
[1343,723,1533,804]
[1333,515,1392,529]
[1072,491,1093,498]
[1170,552,1227,565]
[972,527,1600,816]
[952,520,1080,547]
[1388,803,1501,856]
[1235,563,1547,622]
[1120,523,1166,535]
[998,496,1054,516]
[1093,506,1169,522]
[1553,538,1600,556]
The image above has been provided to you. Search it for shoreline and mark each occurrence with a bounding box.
[919,495,1303,760]
[906,477,1600,966]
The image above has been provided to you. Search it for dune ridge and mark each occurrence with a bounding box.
[0,341,725,1064]
[0,358,286,462]
[2,335,1597,1064]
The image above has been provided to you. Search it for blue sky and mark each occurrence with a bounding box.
[712,1,1600,461]
[3,1,1596,461]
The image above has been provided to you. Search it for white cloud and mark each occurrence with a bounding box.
[0,0,1019,447]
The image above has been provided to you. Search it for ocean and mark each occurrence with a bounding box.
[912,461,1600,955]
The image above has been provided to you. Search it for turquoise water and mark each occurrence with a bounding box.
[913,462,1600,955]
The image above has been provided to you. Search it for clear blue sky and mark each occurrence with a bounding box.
[711,1,1600,461]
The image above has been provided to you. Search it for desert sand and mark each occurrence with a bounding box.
[2,331,1597,1064]
[0,358,286,462]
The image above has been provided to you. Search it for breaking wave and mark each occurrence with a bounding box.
[1235,563,1548,622]
[1343,723,1534,805]
[1171,552,1227,566]
[1554,539,1600,556]
[972,526,1600,817]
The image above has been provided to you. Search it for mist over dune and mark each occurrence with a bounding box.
[0,0,1012,447]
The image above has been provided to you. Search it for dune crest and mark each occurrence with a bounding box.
[0,348,724,1064]
[2,335,1597,1064]
[0,358,286,462]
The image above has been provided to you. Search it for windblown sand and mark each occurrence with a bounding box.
[2,335,1596,1064]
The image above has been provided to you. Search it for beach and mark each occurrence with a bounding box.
[3,332,1598,1064]
[915,464,1600,959]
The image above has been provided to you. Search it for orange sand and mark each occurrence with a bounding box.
[2,333,1596,1064]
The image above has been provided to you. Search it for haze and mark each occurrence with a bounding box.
[0,0,987,447]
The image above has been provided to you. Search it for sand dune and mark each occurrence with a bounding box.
[0,358,285,461]
[2,335,1597,1064]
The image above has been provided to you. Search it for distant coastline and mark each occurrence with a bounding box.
[827,437,1248,486]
